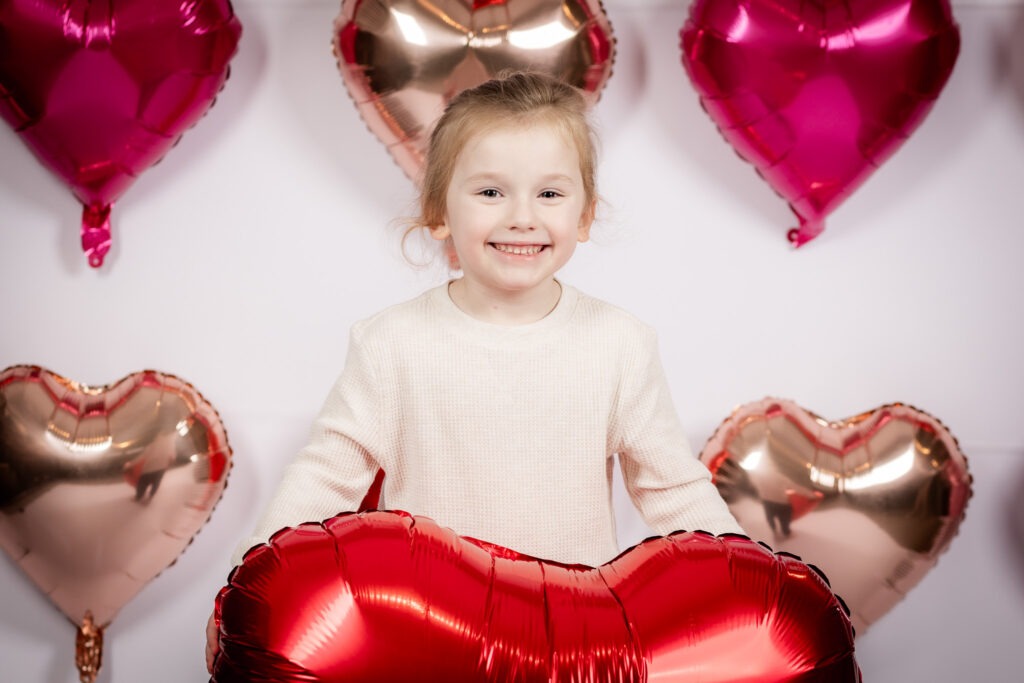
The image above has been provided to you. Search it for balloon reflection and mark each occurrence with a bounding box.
[0,365,232,681]
[0,0,242,267]
[212,511,860,682]
[700,398,971,632]
[680,0,960,246]
[333,0,616,180]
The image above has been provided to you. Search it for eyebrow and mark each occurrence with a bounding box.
[461,172,577,185]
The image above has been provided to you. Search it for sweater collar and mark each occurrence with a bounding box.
[429,279,579,340]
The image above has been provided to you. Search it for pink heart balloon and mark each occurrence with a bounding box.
[333,0,615,181]
[0,365,232,679]
[699,398,972,632]
[680,0,960,246]
[213,511,861,681]
[0,0,242,267]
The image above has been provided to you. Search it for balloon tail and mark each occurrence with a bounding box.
[75,611,104,683]
[358,468,386,510]
[81,204,112,268]
[786,218,824,248]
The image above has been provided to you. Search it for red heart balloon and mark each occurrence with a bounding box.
[333,0,615,181]
[0,0,242,267]
[699,398,972,632]
[680,0,960,246]
[212,511,860,682]
[0,365,232,680]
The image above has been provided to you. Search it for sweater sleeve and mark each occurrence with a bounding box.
[229,327,382,565]
[613,327,745,538]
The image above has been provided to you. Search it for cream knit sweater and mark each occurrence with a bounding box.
[232,283,743,567]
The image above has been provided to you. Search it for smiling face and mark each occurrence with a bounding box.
[430,120,594,321]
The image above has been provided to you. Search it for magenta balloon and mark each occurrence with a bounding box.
[680,0,960,246]
[0,0,242,267]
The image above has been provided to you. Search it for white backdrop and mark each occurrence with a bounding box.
[2,0,1023,681]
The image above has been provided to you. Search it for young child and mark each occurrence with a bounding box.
[206,71,743,671]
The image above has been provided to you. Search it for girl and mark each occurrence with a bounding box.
[206,71,743,671]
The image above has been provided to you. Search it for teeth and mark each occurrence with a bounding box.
[494,243,544,255]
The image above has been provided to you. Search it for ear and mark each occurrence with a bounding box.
[429,223,450,241]
[577,200,596,243]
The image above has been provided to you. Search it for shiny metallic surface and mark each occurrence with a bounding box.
[0,365,232,628]
[333,0,615,181]
[0,0,242,266]
[212,511,860,681]
[700,398,972,633]
[680,0,960,246]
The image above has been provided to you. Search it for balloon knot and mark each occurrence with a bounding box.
[75,611,104,683]
[786,219,824,248]
[81,205,112,268]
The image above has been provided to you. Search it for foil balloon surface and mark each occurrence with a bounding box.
[333,0,615,181]
[0,0,242,267]
[0,365,232,632]
[700,398,971,633]
[212,510,860,682]
[680,0,960,246]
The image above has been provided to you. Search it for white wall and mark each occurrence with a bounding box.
[2,0,1023,680]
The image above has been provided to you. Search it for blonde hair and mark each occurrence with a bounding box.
[405,71,599,266]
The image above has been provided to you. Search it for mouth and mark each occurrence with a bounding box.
[490,243,547,256]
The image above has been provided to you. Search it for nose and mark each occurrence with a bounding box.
[508,196,536,231]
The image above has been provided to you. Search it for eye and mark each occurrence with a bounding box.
[539,190,563,199]
[478,188,501,198]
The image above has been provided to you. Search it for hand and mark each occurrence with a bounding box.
[205,608,219,673]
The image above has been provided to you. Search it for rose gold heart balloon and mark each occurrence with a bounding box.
[699,398,971,633]
[333,0,615,181]
[0,365,232,682]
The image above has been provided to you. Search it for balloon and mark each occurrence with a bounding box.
[0,0,243,268]
[212,510,861,682]
[358,468,385,510]
[333,0,615,182]
[699,398,971,633]
[679,0,960,246]
[0,365,233,682]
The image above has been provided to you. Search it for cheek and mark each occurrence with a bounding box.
[560,205,589,233]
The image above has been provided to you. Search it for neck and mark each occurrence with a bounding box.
[448,279,562,325]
